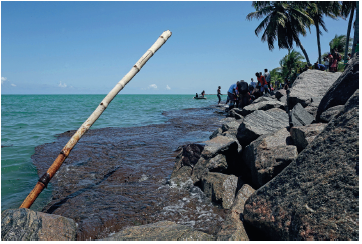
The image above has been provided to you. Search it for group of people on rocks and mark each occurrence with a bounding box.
[221,68,277,109]
[315,48,346,72]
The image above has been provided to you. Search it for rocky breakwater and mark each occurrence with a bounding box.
[2,54,359,241]
[168,53,358,240]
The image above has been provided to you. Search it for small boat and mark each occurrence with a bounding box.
[193,96,206,99]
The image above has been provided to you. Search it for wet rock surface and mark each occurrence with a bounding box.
[1,208,76,241]
[98,221,214,241]
[31,106,228,240]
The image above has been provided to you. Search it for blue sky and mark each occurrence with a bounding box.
[1,1,355,94]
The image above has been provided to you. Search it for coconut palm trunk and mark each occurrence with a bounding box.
[19,30,172,209]
[316,22,322,64]
[294,35,311,65]
[352,2,359,57]
[344,6,355,63]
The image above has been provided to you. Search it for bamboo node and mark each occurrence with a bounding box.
[38,173,51,188]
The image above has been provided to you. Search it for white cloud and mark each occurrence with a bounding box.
[1,77,7,84]
[166,85,171,90]
[58,81,67,88]
[149,84,157,89]
[11,84,16,87]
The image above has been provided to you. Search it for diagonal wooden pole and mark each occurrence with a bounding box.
[20,30,172,209]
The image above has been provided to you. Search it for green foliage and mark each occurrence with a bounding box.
[329,34,352,53]
[279,49,305,81]
[247,1,313,64]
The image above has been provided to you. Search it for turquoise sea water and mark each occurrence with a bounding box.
[1,94,225,211]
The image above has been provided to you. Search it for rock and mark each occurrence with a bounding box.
[243,92,359,241]
[99,221,214,241]
[242,128,298,188]
[275,89,287,99]
[232,184,256,215]
[290,123,327,152]
[236,108,289,147]
[201,172,239,209]
[191,136,239,184]
[290,103,315,127]
[192,154,228,184]
[221,119,242,136]
[316,52,359,121]
[199,135,238,160]
[241,101,286,117]
[1,208,77,241]
[319,105,344,123]
[303,97,323,119]
[216,185,254,242]
[221,132,243,154]
[209,127,222,139]
[170,144,204,184]
[288,69,341,109]
[227,108,244,120]
[342,89,359,113]
[252,96,275,104]
[278,95,287,106]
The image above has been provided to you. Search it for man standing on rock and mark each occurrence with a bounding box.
[264,69,271,92]
[227,82,239,107]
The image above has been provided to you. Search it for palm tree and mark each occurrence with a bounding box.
[304,1,340,64]
[351,1,359,57]
[279,49,305,81]
[329,34,351,54]
[269,67,282,87]
[341,1,356,63]
[246,1,313,65]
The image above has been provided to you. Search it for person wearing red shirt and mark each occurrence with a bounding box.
[256,72,269,94]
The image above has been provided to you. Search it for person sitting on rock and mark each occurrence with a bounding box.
[314,62,326,71]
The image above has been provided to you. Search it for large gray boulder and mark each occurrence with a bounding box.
[288,70,341,109]
[241,100,286,117]
[290,123,327,152]
[236,108,289,147]
[316,53,359,122]
[252,96,275,104]
[275,89,287,99]
[216,184,255,241]
[99,221,214,241]
[192,154,228,184]
[304,96,323,119]
[290,103,315,127]
[200,135,238,159]
[227,108,244,120]
[319,105,344,123]
[1,208,77,241]
[244,91,359,241]
[201,172,239,209]
[170,144,204,185]
[242,128,297,188]
[191,136,239,184]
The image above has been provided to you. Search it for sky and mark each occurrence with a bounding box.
[1,1,356,94]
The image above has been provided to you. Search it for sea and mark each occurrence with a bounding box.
[1,94,224,212]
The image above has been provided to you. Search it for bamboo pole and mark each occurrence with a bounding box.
[20,30,172,209]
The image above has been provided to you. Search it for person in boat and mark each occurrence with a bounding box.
[195,93,198,98]
[201,90,205,97]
